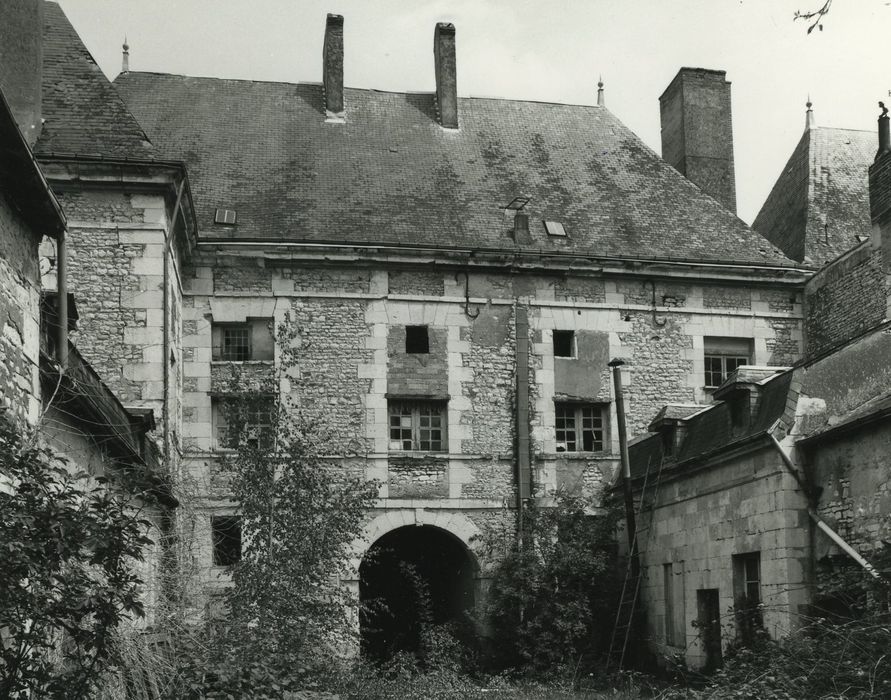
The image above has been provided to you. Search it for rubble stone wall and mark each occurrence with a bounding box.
[0,195,41,425]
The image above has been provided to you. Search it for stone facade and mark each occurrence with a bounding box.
[174,254,804,597]
[636,443,811,669]
[0,194,42,425]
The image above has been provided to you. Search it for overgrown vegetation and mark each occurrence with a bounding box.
[166,394,379,698]
[0,418,152,699]
[477,492,623,676]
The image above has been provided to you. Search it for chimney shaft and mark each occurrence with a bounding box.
[323,14,344,118]
[434,23,458,129]
[868,107,891,226]
[659,68,736,213]
[0,0,43,145]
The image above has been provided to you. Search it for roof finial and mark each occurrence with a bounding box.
[121,36,129,73]
[805,94,815,131]
[597,75,605,107]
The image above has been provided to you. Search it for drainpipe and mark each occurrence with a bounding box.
[56,228,68,369]
[163,179,186,464]
[609,359,636,555]
[767,431,888,585]
[514,303,531,548]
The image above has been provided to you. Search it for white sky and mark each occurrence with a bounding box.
[57,0,891,224]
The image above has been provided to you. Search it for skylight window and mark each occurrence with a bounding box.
[214,208,237,225]
[544,221,566,237]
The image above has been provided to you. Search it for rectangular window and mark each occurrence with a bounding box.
[212,515,241,566]
[405,325,430,354]
[212,319,274,361]
[552,330,575,358]
[733,552,761,605]
[664,563,675,645]
[555,402,607,452]
[213,397,274,450]
[733,551,763,641]
[388,400,447,452]
[704,337,753,388]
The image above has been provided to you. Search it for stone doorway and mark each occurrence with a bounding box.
[359,524,477,661]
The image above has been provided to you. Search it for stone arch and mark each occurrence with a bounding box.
[347,508,482,580]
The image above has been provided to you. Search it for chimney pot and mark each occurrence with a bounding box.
[877,103,890,158]
[323,14,344,119]
[659,67,736,213]
[434,23,458,129]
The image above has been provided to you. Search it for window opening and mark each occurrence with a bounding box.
[544,221,567,237]
[553,330,575,358]
[214,208,237,225]
[212,515,241,566]
[704,337,752,388]
[555,402,606,452]
[664,563,675,646]
[388,400,446,451]
[405,326,430,354]
[221,325,251,361]
[215,397,274,450]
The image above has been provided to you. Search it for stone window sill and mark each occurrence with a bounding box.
[210,360,274,366]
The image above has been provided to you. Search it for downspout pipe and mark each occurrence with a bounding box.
[514,303,531,549]
[610,359,637,556]
[767,430,888,585]
[56,227,68,369]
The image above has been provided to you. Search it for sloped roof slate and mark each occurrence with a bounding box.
[629,370,794,479]
[112,70,794,264]
[35,2,153,160]
[753,126,874,266]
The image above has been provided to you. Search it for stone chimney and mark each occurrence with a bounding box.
[322,14,344,119]
[659,68,736,213]
[434,23,458,129]
[0,0,43,145]
[868,103,891,319]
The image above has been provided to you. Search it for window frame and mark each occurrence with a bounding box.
[704,337,753,389]
[388,399,447,453]
[554,401,608,453]
[213,396,275,450]
[220,324,252,361]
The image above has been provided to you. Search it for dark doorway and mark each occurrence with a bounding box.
[697,588,723,671]
[359,525,476,661]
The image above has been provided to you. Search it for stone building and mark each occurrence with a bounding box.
[629,112,891,669]
[17,1,822,650]
[0,1,176,622]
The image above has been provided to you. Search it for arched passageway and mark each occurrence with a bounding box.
[359,524,477,661]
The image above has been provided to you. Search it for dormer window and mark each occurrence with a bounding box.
[704,337,752,389]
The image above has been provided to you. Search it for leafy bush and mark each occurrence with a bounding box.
[0,418,152,699]
[477,492,622,675]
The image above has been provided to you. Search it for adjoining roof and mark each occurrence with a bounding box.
[753,125,874,266]
[629,370,794,479]
[0,86,65,237]
[113,70,795,265]
[35,2,153,160]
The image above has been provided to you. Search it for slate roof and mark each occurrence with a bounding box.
[112,70,795,264]
[629,370,794,479]
[35,2,153,160]
[753,125,874,266]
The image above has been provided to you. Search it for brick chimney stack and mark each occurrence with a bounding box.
[322,14,344,120]
[434,23,458,129]
[0,0,43,145]
[659,68,736,213]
